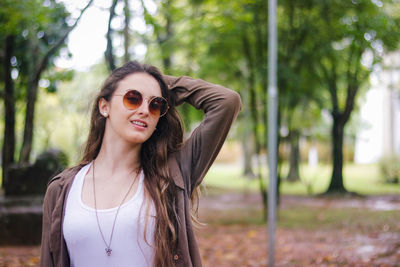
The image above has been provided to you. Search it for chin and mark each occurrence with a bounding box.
[125,133,153,145]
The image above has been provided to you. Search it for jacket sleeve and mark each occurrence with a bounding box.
[163,75,241,195]
[40,181,59,267]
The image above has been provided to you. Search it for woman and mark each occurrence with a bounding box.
[40,61,241,267]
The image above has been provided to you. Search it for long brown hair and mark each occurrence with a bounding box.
[81,61,184,267]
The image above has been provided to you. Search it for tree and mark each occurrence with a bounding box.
[0,0,48,186]
[141,0,206,131]
[123,0,131,63]
[105,0,119,71]
[18,0,94,164]
[174,0,271,216]
[277,0,324,182]
[311,0,400,193]
[172,0,400,197]
[1,35,16,188]
[0,0,93,187]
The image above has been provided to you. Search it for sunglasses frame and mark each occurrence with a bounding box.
[112,89,169,118]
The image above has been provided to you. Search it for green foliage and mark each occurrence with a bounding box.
[379,156,400,184]
[15,1,71,73]
[2,0,398,185]
[0,0,49,34]
[42,69,75,93]
[33,63,108,164]
[0,0,72,101]
[0,0,75,168]
[136,0,400,195]
[309,0,400,191]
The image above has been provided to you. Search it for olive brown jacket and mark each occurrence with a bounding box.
[40,75,241,267]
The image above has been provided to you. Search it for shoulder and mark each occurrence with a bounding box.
[45,164,85,198]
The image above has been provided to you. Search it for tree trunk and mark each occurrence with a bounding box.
[252,2,268,151]
[19,77,40,164]
[242,126,255,178]
[242,30,267,220]
[239,73,255,178]
[160,0,173,73]
[276,110,282,206]
[2,35,16,187]
[19,38,41,165]
[123,0,130,63]
[105,0,119,71]
[287,129,300,182]
[326,116,347,192]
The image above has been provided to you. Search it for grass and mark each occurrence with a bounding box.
[278,207,400,231]
[204,163,400,195]
[203,205,400,232]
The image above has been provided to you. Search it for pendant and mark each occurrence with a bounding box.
[105,247,112,256]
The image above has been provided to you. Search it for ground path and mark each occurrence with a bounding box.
[0,194,399,266]
[197,193,400,266]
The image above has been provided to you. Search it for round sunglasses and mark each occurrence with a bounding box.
[114,89,169,117]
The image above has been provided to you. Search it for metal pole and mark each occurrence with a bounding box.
[268,0,278,266]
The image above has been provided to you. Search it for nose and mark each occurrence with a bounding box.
[136,99,150,116]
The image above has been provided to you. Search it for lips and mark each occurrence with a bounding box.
[131,120,148,128]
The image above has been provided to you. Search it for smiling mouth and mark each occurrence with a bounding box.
[131,120,147,128]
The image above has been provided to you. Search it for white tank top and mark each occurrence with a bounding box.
[63,162,155,267]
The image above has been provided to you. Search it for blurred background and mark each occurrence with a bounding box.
[0,0,400,266]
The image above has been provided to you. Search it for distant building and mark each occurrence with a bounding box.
[354,51,400,163]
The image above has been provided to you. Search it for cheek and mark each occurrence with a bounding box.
[109,101,123,117]
[150,117,160,129]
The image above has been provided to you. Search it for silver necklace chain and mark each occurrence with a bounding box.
[92,160,138,256]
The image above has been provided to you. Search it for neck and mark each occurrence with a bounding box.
[95,136,141,176]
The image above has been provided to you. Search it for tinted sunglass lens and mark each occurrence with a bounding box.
[123,90,142,109]
[149,98,166,116]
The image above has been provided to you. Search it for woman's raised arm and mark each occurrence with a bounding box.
[163,75,241,196]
